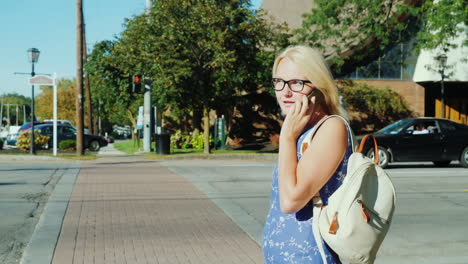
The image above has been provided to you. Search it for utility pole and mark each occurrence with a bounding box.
[0,98,3,127]
[76,0,84,155]
[6,104,9,125]
[83,24,93,135]
[16,104,19,126]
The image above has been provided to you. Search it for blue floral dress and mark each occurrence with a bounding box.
[262,117,353,264]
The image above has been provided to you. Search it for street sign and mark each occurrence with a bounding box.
[28,73,58,156]
[137,106,143,129]
[28,75,54,85]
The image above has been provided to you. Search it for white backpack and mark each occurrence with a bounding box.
[300,116,396,264]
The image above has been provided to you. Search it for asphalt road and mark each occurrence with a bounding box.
[0,156,466,264]
[162,160,468,264]
[0,160,80,264]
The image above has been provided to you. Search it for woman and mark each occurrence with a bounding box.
[262,45,354,263]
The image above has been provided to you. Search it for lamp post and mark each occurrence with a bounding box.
[435,53,447,119]
[28,48,40,155]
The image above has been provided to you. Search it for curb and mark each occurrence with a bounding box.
[146,153,279,161]
[0,152,279,161]
[20,162,81,264]
[0,154,65,161]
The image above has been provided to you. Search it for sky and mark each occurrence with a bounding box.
[0,0,262,98]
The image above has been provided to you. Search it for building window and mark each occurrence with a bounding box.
[344,41,417,81]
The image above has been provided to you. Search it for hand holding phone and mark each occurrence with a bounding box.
[307,89,324,107]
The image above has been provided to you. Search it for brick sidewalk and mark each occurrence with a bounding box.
[52,156,263,264]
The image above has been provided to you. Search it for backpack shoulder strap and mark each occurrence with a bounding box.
[300,115,355,155]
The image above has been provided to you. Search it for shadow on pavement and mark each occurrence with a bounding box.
[386,163,463,169]
[0,167,80,172]
[0,182,27,186]
[97,160,158,166]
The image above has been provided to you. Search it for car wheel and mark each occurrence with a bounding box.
[89,140,100,151]
[367,146,390,168]
[433,160,451,167]
[460,146,468,168]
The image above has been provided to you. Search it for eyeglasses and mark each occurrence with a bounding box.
[272,78,312,92]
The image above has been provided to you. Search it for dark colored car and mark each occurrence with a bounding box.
[35,124,108,151]
[5,122,49,148]
[360,118,468,168]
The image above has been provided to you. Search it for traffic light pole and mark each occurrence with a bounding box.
[142,0,153,153]
[143,78,152,152]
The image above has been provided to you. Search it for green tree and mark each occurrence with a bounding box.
[0,93,30,126]
[295,0,420,75]
[35,78,77,125]
[93,0,288,153]
[413,0,467,73]
[296,0,467,76]
[85,40,143,135]
[338,80,413,132]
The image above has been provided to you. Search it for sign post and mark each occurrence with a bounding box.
[214,115,226,150]
[28,74,57,156]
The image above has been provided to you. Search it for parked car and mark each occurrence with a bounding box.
[44,119,73,126]
[360,118,468,168]
[5,122,49,148]
[18,121,50,132]
[34,124,108,151]
[105,136,115,144]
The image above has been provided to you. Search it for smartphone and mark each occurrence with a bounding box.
[307,89,325,107]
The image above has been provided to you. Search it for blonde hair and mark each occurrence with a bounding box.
[272,45,348,120]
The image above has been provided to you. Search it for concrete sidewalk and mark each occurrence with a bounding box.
[51,156,263,264]
[97,143,127,156]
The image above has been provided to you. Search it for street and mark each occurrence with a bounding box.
[0,157,467,264]
[0,159,80,264]
[162,160,468,264]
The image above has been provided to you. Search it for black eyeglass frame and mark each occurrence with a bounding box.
[271,78,313,92]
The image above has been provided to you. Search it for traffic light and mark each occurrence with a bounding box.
[131,74,142,93]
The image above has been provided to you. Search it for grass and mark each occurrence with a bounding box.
[0,147,98,160]
[113,139,278,156]
[56,153,98,160]
[113,140,146,154]
[0,152,98,160]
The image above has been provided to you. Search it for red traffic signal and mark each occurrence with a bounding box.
[134,75,141,84]
[131,74,142,93]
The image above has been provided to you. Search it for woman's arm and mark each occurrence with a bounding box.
[278,114,347,214]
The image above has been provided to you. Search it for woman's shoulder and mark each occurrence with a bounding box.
[322,115,347,131]
[314,116,347,142]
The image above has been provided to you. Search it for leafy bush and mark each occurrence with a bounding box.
[16,130,50,151]
[192,134,214,149]
[191,134,204,149]
[338,80,414,133]
[59,140,76,150]
[0,138,3,150]
[170,130,214,150]
[170,130,192,149]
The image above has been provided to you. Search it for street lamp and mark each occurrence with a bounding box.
[27,48,40,155]
[435,53,447,119]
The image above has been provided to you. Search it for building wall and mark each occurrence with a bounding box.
[261,0,315,29]
[422,82,468,125]
[353,80,426,116]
